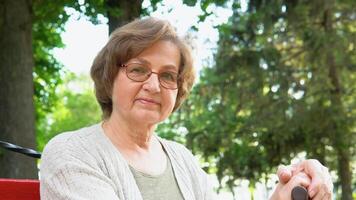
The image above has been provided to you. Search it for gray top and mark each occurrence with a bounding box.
[130,154,184,200]
[40,123,216,200]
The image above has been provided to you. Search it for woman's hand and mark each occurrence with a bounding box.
[277,159,333,199]
[270,172,311,200]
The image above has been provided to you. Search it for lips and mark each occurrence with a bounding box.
[135,97,160,106]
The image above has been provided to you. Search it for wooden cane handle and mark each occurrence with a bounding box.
[292,186,309,200]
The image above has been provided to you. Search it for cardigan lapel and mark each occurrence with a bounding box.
[157,137,196,200]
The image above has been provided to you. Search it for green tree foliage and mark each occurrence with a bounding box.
[32,0,104,148]
[37,73,101,151]
[167,0,356,199]
[33,1,67,138]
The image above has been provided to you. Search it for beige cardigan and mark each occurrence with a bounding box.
[40,123,216,200]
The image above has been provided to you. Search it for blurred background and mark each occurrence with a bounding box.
[0,0,355,199]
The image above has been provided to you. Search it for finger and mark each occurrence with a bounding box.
[298,159,325,198]
[322,166,333,195]
[322,192,332,200]
[317,181,332,200]
[308,177,321,198]
[309,180,332,200]
[299,159,322,177]
[310,187,324,200]
[277,165,292,183]
[296,172,311,188]
[291,162,303,174]
[272,172,311,200]
[287,172,311,189]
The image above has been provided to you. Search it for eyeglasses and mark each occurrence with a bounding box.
[120,63,179,90]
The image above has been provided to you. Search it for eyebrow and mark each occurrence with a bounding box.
[132,58,179,72]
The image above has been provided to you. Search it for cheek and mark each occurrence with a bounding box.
[167,91,178,109]
[112,73,134,108]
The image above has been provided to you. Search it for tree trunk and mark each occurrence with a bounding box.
[323,4,353,200]
[106,0,143,34]
[328,56,353,200]
[336,148,353,200]
[0,0,38,178]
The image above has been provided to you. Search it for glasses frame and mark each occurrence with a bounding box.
[120,63,179,90]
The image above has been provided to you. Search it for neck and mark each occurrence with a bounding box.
[102,112,157,151]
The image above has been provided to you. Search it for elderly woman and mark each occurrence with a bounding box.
[40,17,332,200]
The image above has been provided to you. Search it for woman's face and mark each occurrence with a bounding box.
[111,40,180,125]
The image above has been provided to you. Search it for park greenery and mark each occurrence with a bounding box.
[178,2,356,200]
[0,0,354,199]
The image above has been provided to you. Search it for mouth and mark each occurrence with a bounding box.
[135,98,161,106]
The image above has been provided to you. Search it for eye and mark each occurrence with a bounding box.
[160,71,178,82]
[127,64,149,75]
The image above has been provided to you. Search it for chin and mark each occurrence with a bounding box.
[133,110,162,124]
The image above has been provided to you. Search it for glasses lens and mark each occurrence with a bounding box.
[124,63,178,89]
[159,71,178,89]
[126,64,150,81]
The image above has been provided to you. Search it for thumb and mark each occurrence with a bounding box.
[306,176,321,198]
[277,165,292,184]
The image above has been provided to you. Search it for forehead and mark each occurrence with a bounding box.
[130,58,178,71]
[128,41,180,71]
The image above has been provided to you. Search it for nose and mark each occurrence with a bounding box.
[142,73,161,93]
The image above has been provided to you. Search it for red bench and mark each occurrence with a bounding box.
[0,178,40,200]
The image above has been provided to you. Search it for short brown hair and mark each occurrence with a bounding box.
[90,17,195,119]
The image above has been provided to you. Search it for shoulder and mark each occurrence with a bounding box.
[40,123,104,172]
[42,124,101,154]
[40,124,130,199]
